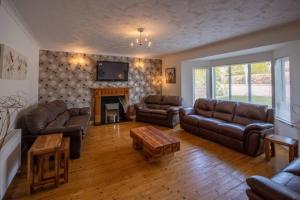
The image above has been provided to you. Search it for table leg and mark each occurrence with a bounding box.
[54,150,60,187]
[271,143,275,157]
[265,140,271,161]
[27,152,33,195]
[295,144,299,158]
[289,146,295,163]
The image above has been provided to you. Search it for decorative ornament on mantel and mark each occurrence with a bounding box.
[130,28,152,48]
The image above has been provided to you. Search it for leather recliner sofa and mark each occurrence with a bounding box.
[134,95,183,128]
[21,100,91,159]
[246,158,300,200]
[179,98,274,156]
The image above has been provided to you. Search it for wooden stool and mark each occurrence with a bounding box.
[265,134,298,163]
[27,134,62,194]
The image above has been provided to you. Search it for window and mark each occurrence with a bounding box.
[193,67,209,102]
[211,61,272,106]
[275,57,291,122]
[231,64,249,103]
[212,66,230,100]
[250,62,272,106]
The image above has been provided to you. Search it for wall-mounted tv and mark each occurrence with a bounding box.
[96,61,129,81]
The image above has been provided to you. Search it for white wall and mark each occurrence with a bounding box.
[162,21,300,96]
[273,41,300,145]
[181,60,210,106]
[0,0,39,109]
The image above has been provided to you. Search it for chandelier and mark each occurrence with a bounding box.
[130,28,152,48]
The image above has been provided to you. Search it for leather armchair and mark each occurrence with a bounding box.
[247,158,300,200]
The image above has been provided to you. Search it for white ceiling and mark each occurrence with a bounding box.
[11,0,300,58]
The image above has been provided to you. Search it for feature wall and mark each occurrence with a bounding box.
[38,50,162,108]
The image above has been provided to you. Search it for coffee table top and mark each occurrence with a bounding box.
[29,133,63,155]
[130,126,180,151]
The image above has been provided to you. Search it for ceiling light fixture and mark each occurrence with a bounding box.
[130,28,152,48]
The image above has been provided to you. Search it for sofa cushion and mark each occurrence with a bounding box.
[46,111,70,128]
[194,98,216,117]
[146,104,161,109]
[44,100,67,122]
[233,102,268,125]
[159,105,172,110]
[272,172,300,193]
[138,108,167,115]
[197,117,225,132]
[144,95,162,104]
[213,100,236,121]
[161,96,182,106]
[217,123,245,141]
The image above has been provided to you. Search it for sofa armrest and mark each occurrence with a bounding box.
[40,125,83,137]
[245,123,274,133]
[68,107,91,116]
[179,107,195,117]
[134,103,145,111]
[167,107,180,114]
[79,107,91,115]
[246,176,300,200]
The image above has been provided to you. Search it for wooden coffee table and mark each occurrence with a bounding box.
[130,126,180,162]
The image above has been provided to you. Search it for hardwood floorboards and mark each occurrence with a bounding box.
[5,121,289,200]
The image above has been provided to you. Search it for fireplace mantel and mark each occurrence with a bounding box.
[93,87,129,125]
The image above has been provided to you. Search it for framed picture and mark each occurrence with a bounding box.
[165,67,176,84]
[0,44,28,80]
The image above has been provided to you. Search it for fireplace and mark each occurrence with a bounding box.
[93,88,129,125]
[101,96,125,124]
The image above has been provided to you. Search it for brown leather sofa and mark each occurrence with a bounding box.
[134,95,183,128]
[180,98,274,156]
[21,100,91,159]
[246,158,300,200]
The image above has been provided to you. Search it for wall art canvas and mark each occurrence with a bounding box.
[165,67,176,83]
[0,44,28,80]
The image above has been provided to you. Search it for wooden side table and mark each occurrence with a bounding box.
[60,138,69,184]
[265,134,298,163]
[27,134,62,194]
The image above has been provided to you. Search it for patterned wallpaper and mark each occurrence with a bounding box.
[39,50,162,108]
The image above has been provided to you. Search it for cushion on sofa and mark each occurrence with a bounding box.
[46,111,71,128]
[144,95,162,104]
[197,117,225,132]
[217,123,245,141]
[194,98,216,117]
[138,108,167,115]
[44,100,67,122]
[161,96,182,106]
[233,102,268,125]
[213,100,236,121]
[146,104,161,109]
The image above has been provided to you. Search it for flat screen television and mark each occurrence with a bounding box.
[96,61,129,81]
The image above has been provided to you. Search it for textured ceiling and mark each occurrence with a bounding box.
[12,0,300,57]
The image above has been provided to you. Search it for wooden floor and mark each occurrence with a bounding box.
[5,121,290,200]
